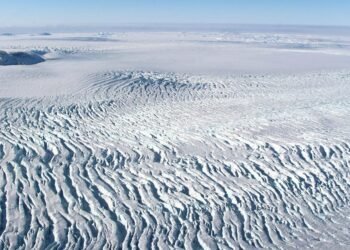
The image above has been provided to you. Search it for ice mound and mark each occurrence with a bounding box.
[39,32,52,36]
[0,50,45,65]
[0,32,14,36]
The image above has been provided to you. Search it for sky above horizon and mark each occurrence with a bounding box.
[1,0,350,27]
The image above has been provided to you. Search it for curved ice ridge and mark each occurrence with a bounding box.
[0,71,350,249]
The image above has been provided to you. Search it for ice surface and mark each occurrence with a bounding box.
[0,29,350,249]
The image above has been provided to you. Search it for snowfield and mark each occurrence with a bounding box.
[1,30,350,249]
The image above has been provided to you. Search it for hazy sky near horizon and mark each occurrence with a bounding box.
[1,0,350,27]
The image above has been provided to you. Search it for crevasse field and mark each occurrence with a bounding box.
[1,28,350,249]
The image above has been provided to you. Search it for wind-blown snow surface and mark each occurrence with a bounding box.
[1,31,350,249]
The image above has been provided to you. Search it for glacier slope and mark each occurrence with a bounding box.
[0,70,350,249]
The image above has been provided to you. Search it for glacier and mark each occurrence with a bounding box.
[0,30,350,249]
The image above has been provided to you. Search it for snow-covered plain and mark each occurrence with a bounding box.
[1,29,350,249]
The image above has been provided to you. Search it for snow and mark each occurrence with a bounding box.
[1,30,350,249]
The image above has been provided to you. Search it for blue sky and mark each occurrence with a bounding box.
[1,0,350,27]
